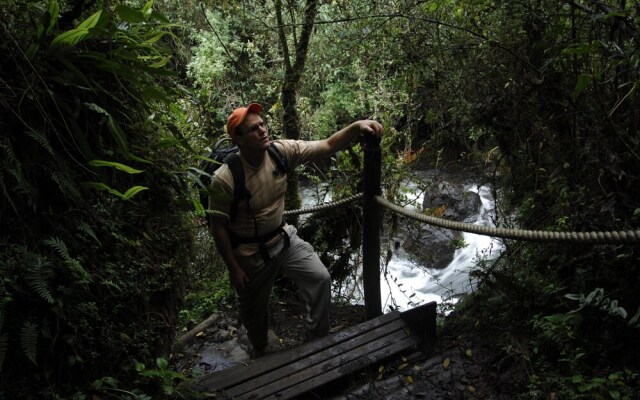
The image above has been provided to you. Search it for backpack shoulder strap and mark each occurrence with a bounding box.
[266,142,289,175]
[224,153,251,222]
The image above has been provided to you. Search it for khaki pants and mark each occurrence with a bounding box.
[234,226,331,349]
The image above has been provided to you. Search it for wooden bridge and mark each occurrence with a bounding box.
[189,302,436,399]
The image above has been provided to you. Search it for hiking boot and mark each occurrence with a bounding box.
[250,343,281,359]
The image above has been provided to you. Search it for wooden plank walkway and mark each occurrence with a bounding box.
[190,301,436,400]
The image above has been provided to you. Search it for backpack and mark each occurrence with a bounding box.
[197,137,288,227]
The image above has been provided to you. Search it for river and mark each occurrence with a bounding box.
[300,178,504,313]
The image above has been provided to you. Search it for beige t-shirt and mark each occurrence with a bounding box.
[209,139,322,256]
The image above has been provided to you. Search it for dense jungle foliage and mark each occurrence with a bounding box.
[1,0,639,398]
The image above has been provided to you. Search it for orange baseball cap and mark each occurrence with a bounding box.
[226,103,262,141]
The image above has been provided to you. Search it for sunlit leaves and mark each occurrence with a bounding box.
[51,10,103,47]
[88,160,144,174]
[82,182,149,201]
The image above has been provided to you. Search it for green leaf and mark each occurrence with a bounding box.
[83,182,146,201]
[25,43,39,59]
[141,0,155,17]
[122,186,148,200]
[156,357,168,370]
[51,10,102,47]
[115,4,146,23]
[142,87,168,103]
[77,9,103,30]
[46,1,60,36]
[572,74,592,100]
[51,28,90,47]
[192,197,205,216]
[142,32,169,44]
[562,43,595,56]
[36,1,60,42]
[83,182,125,198]
[89,160,144,174]
[149,55,172,68]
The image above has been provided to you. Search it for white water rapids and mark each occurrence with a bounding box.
[379,184,504,311]
[300,182,504,312]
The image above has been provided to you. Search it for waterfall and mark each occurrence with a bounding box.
[378,184,503,311]
[300,181,503,312]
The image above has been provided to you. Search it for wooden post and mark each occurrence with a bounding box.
[362,135,382,319]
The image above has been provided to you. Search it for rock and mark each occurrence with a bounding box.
[422,183,482,223]
[395,181,483,269]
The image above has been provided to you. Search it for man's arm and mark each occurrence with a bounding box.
[210,216,249,290]
[313,119,384,159]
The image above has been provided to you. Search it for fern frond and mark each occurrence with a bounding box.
[20,321,38,365]
[26,128,55,156]
[25,255,55,304]
[2,138,23,174]
[44,237,71,260]
[44,237,90,284]
[78,221,102,245]
[52,171,82,200]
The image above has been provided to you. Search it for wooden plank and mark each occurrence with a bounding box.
[264,335,420,400]
[195,310,403,391]
[241,330,418,399]
[400,301,437,352]
[191,303,438,400]
[226,319,411,398]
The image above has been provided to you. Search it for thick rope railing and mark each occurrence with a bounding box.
[283,192,640,244]
[375,195,640,244]
[283,193,363,216]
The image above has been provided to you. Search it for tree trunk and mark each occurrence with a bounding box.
[275,0,318,220]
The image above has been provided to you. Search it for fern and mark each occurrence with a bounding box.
[78,221,102,245]
[20,321,38,365]
[52,171,82,200]
[25,255,55,304]
[44,237,90,284]
[25,128,55,156]
[3,138,23,178]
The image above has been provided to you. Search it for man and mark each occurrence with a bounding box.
[209,102,383,357]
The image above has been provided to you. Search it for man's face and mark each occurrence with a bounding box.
[236,113,270,152]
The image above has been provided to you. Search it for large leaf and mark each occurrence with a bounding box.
[115,4,146,23]
[122,186,148,200]
[89,160,144,174]
[51,10,103,47]
[83,182,148,200]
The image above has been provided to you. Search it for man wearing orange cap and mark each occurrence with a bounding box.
[209,102,383,357]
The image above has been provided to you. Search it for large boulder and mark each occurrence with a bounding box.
[400,181,483,269]
[422,182,483,222]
